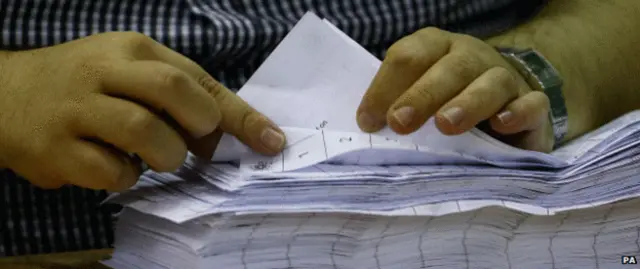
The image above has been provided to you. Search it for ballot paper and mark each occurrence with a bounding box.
[106,200,640,269]
[104,12,640,269]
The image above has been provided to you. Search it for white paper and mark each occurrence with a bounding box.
[106,12,640,269]
[209,12,567,171]
[212,12,640,171]
[105,12,640,224]
[106,199,640,269]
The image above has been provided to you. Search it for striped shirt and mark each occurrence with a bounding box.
[0,0,548,257]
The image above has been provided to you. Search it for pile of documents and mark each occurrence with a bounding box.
[103,13,640,269]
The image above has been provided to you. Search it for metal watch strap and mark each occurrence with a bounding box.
[498,47,568,149]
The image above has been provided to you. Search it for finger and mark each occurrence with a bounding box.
[186,128,224,160]
[71,95,188,172]
[489,91,551,135]
[357,27,452,132]
[144,41,286,155]
[54,139,139,191]
[213,92,286,156]
[102,60,221,138]
[434,66,521,135]
[31,177,68,190]
[500,123,554,153]
[156,115,224,160]
[386,50,490,134]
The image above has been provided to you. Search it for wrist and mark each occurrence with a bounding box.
[484,0,640,142]
[486,29,595,142]
[497,47,568,148]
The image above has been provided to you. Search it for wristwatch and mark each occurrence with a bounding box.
[498,47,568,149]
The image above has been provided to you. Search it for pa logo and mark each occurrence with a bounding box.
[622,256,637,264]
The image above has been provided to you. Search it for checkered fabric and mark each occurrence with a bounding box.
[0,0,547,256]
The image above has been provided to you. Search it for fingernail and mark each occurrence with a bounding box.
[357,112,385,131]
[392,107,415,127]
[440,107,465,126]
[261,127,285,151]
[497,110,514,125]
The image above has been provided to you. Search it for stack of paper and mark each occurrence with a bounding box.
[103,13,640,269]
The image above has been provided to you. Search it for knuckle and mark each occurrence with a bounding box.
[452,33,480,46]
[493,66,518,85]
[203,104,222,132]
[196,107,222,137]
[151,149,187,173]
[413,86,438,107]
[122,110,156,145]
[428,63,460,87]
[167,146,188,171]
[470,79,494,96]
[60,98,87,129]
[198,75,232,124]
[467,91,492,112]
[516,92,549,124]
[385,41,424,68]
[451,34,493,55]
[239,108,255,133]
[157,66,188,90]
[488,66,519,95]
[153,139,188,171]
[198,75,226,99]
[77,60,108,84]
[454,88,489,114]
[385,27,451,69]
[229,105,263,136]
[448,52,483,77]
[118,31,154,53]
[415,27,444,38]
[531,91,551,111]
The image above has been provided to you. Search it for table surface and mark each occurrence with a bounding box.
[0,249,113,269]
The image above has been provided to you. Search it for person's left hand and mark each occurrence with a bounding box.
[356,27,554,152]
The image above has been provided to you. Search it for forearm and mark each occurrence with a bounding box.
[486,0,640,141]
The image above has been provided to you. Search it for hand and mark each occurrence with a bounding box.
[0,32,286,191]
[356,27,554,152]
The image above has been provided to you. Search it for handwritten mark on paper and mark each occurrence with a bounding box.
[252,161,273,171]
[315,120,328,130]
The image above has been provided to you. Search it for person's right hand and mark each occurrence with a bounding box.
[0,32,286,191]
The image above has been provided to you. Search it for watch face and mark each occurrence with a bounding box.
[521,51,563,87]
[523,53,546,73]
